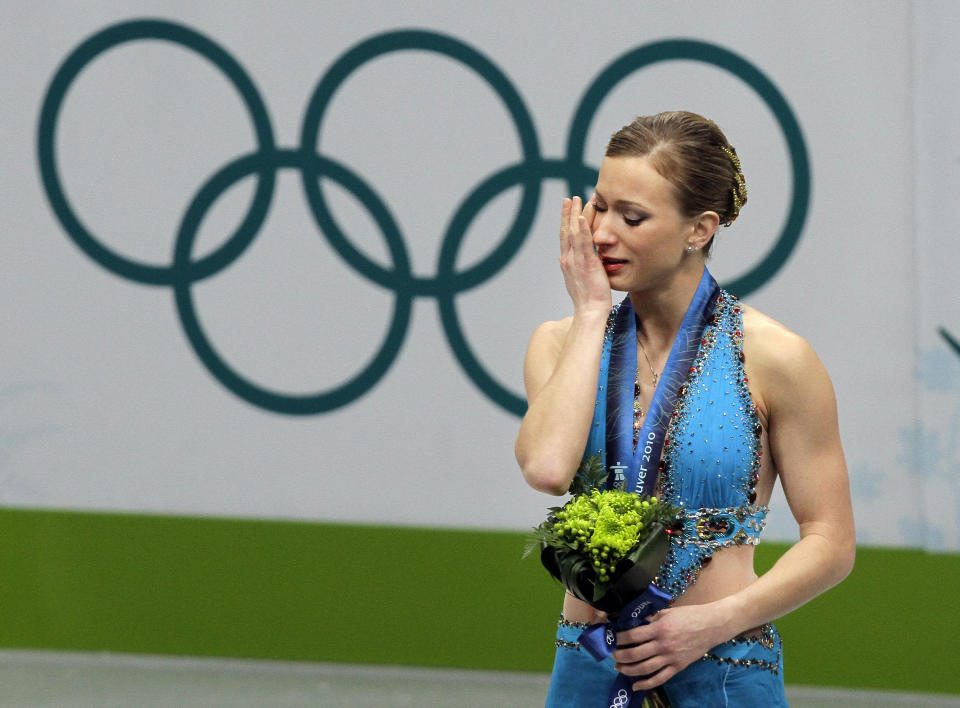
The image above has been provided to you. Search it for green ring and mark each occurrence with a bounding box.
[172,149,412,415]
[37,19,276,286]
[567,39,810,297]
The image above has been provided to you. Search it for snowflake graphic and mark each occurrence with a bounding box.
[897,423,942,480]
[847,461,882,500]
[898,516,945,550]
[916,344,959,392]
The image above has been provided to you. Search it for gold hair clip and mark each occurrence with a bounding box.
[721,145,747,222]
[720,145,741,172]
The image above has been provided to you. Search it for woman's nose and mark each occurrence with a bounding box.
[592,212,615,246]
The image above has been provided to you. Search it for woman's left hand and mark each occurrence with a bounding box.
[612,603,730,691]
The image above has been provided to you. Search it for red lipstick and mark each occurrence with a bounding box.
[601,257,626,274]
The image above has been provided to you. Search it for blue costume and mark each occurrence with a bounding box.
[544,290,788,707]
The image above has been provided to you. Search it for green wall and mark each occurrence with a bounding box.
[0,508,954,694]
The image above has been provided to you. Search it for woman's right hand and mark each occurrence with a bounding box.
[559,196,611,315]
[516,196,613,495]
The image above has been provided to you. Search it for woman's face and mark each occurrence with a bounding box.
[590,155,697,293]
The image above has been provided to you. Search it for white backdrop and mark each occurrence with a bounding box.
[914,1,960,550]
[1,1,956,549]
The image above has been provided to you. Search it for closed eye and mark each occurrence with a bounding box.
[593,199,645,226]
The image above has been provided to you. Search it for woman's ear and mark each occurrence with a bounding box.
[688,211,720,250]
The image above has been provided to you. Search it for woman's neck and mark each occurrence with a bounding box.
[628,264,706,350]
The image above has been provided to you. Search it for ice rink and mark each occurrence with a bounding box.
[1,651,957,708]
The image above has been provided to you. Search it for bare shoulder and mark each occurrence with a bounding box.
[739,303,834,419]
[530,316,574,345]
[522,316,574,399]
[741,303,820,369]
[526,316,574,360]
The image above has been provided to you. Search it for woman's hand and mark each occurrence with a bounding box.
[612,603,730,691]
[514,196,614,495]
[559,196,611,315]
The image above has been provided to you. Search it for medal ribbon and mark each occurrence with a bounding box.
[603,269,720,495]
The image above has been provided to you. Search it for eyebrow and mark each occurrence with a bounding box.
[613,199,649,211]
[595,190,650,211]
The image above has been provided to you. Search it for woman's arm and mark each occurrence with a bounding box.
[718,323,856,618]
[612,319,855,689]
[515,197,612,495]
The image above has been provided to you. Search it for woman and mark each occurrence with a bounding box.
[515,111,854,707]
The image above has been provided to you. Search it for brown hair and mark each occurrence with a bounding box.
[605,111,747,249]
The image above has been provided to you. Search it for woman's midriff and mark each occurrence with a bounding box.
[560,543,758,624]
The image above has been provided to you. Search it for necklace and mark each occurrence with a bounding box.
[636,336,659,386]
[633,329,661,443]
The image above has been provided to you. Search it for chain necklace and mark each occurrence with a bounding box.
[633,327,661,443]
[636,336,659,386]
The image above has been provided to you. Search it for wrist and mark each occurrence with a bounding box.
[572,304,611,322]
[709,594,749,643]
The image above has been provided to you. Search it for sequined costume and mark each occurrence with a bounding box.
[545,292,787,707]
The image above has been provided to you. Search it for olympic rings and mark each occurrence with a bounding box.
[37,19,810,416]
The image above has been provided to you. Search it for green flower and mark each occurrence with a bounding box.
[594,489,638,515]
[528,484,682,603]
[590,506,639,557]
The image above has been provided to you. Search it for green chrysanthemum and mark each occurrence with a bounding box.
[594,489,638,515]
[528,480,681,603]
[566,494,600,522]
[590,506,639,557]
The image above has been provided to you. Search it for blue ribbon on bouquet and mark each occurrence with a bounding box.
[579,583,673,708]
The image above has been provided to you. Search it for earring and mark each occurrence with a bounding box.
[686,245,699,254]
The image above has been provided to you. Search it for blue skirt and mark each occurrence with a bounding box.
[544,620,787,707]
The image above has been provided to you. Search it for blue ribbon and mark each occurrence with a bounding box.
[572,269,719,705]
[602,268,720,495]
[579,583,673,708]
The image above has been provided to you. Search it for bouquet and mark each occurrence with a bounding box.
[530,456,682,707]
[531,485,680,612]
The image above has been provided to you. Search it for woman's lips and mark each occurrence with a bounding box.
[601,257,627,273]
